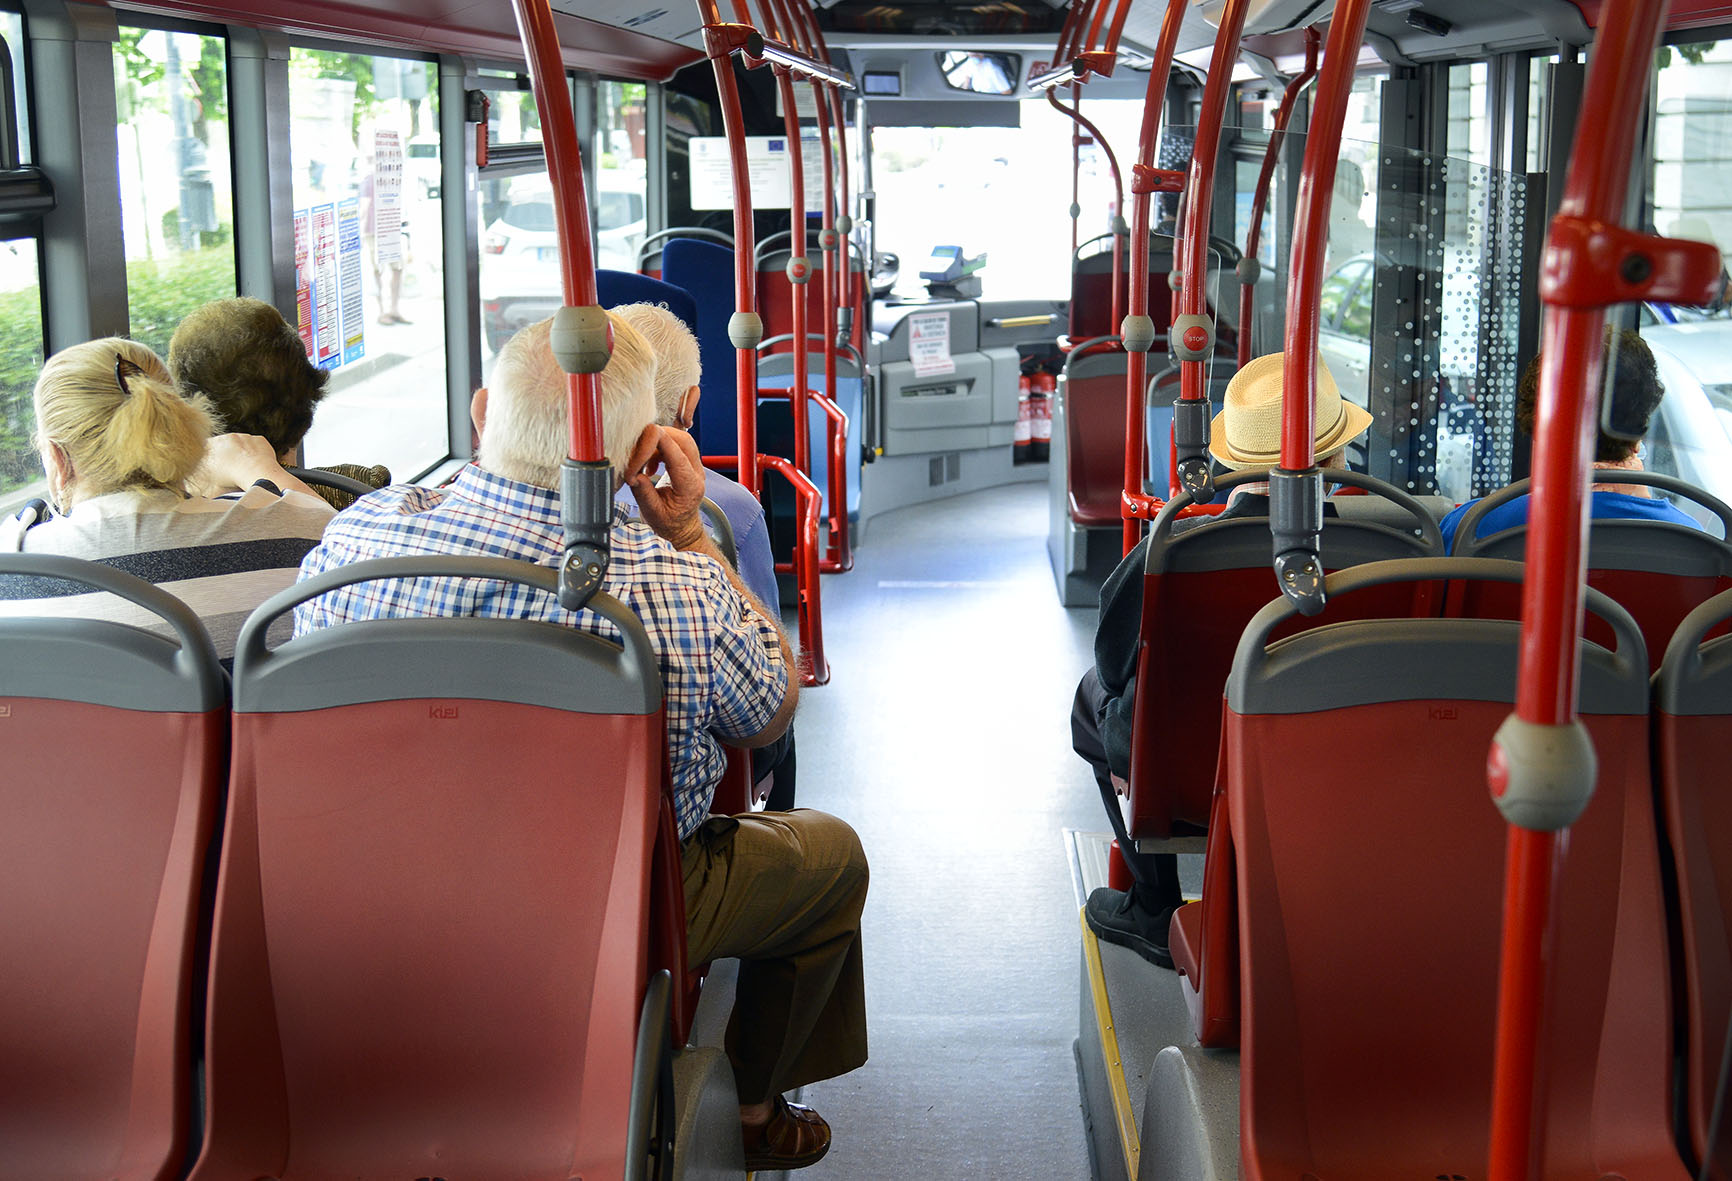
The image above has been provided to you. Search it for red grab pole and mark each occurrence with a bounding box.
[1116,0,1187,551]
[1485,1,1688,1176]
[1238,27,1318,369]
[1047,85,1126,331]
[507,0,603,466]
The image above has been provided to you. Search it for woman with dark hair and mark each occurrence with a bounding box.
[0,337,333,661]
[169,297,390,509]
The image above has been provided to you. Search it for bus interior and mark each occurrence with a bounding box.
[4,0,1732,1178]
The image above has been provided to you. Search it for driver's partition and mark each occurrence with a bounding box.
[191,557,700,1180]
[0,555,226,1181]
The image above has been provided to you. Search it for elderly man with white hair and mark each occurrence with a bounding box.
[293,311,867,1173]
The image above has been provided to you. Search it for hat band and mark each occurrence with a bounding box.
[1224,399,1350,463]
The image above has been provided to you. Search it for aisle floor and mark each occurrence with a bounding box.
[787,481,1106,1180]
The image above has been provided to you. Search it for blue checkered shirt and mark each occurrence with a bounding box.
[293,464,788,838]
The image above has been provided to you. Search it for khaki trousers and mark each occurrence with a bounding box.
[682,808,869,1103]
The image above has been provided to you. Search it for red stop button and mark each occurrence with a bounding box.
[1182,325,1209,353]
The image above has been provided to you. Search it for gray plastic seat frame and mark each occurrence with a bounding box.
[0,553,224,711]
[1454,471,1732,572]
[232,555,661,716]
[1228,556,1648,716]
[286,466,376,500]
[700,496,737,570]
[1148,468,1446,574]
[1657,586,1732,716]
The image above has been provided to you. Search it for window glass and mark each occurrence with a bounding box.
[1446,62,1490,168]
[289,49,448,482]
[1526,55,1556,174]
[112,27,235,356]
[1641,39,1732,523]
[871,97,1144,300]
[478,170,557,367]
[1234,155,1277,271]
[482,80,541,146]
[2,9,28,162]
[0,237,44,510]
[1319,260,1364,329]
[1327,73,1381,276]
[596,79,647,272]
[1339,269,1374,338]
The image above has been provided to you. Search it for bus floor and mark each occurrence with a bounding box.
[749,479,1186,1179]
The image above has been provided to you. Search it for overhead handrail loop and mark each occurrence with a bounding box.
[1049,86,1127,333]
[1270,0,1373,618]
[1238,27,1320,370]
[1118,0,1189,553]
[1169,0,1253,509]
[509,0,614,612]
[1483,0,1727,1175]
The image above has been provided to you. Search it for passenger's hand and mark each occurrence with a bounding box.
[190,433,288,497]
[627,425,707,550]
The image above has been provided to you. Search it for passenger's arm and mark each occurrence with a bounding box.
[193,434,324,501]
[626,426,798,746]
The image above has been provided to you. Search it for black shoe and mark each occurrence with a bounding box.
[1085,886,1177,970]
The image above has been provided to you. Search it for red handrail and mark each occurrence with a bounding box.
[1487,0,1712,1175]
[1049,85,1126,331]
[1174,0,1252,440]
[1117,0,1188,552]
[508,0,602,465]
[774,66,814,482]
[1238,27,1319,369]
[1279,5,1370,472]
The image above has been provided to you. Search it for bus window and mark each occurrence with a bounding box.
[288,49,448,483]
[478,170,557,362]
[1640,38,1732,522]
[0,237,44,510]
[111,27,236,356]
[1446,62,1491,167]
[871,96,1142,301]
[595,80,647,273]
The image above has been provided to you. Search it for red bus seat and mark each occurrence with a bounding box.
[1062,342,1132,527]
[0,555,226,1181]
[1654,586,1732,1179]
[191,556,674,1180]
[1450,471,1732,671]
[1225,557,1682,1179]
[1126,469,1445,843]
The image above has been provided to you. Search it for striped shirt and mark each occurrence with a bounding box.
[292,464,788,838]
[0,484,334,663]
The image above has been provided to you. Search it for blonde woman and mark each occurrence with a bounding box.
[0,338,334,662]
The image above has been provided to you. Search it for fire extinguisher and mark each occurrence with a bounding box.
[1029,367,1055,462]
[1014,369,1034,465]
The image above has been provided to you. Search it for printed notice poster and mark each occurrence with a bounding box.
[311,203,341,370]
[908,311,955,377]
[372,129,404,265]
[691,136,824,212]
[337,197,366,365]
[293,209,314,357]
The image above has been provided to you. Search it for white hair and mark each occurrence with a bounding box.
[612,302,701,426]
[479,311,657,486]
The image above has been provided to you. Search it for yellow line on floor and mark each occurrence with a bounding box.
[1080,906,1140,1178]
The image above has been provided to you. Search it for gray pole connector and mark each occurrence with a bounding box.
[1168,270,1184,291]
[1120,313,1157,353]
[549,305,613,375]
[1488,715,1598,831]
[1069,202,1082,220]
[787,256,811,285]
[820,228,838,251]
[837,213,853,235]
[1269,467,1326,615]
[1110,214,1129,236]
[1236,255,1262,286]
[728,311,765,350]
[1172,396,1215,504]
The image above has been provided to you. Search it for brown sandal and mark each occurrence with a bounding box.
[741,1093,832,1171]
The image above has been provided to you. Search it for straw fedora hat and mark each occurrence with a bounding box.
[1208,352,1374,471]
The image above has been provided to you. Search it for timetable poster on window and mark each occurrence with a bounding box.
[310,204,342,369]
[372,129,405,266]
[293,203,367,371]
[337,198,366,365]
[294,209,315,357]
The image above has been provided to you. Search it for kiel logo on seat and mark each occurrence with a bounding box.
[1429,706,1459,721]
[0,704,10,718]
[428,704,460,720]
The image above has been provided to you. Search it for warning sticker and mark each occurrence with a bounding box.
[908,311,955,377]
